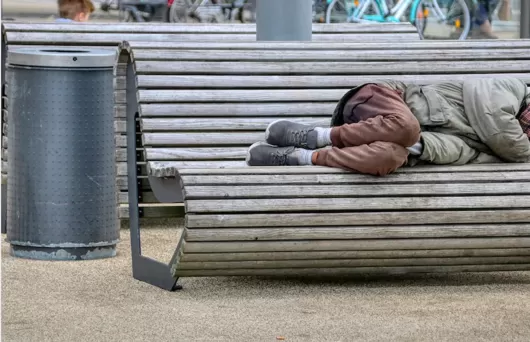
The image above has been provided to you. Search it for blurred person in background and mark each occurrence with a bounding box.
[468,0,511,38]
[56,0,95,22]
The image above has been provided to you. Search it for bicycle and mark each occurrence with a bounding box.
[326,0,474,40]
[169,0,254,23]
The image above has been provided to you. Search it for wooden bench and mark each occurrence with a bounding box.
[120,40,530,290]
[119,39,530,218]
[0,22,420,223]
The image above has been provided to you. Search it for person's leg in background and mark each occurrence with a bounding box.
[470,0,500,38]
[246,84,421,176]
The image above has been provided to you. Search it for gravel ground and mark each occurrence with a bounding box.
[2,227,530,342]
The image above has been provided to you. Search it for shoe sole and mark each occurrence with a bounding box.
[264,119,289,145]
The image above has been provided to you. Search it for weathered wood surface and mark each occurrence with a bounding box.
[182,237,530,253]
[118,204,184,219]
[186,210,530,228]
[2,22,419,33]
[178,257,530,270]
[127,40,530,50]
[172,159,530,278]
[145,147,249,160]
[141,117,329,131]
[185,224,530,241]
[5,32,419,44]
[182,183,530,199]
[174,264,530,277]
[143,132,263,146]
[180,248,530,262]
[136,74,530,89]
[132,49,530,61]
[139,103,337,117]
[151,163,530,179]
[186,196,530,213]
[176,163,530,174]
[138,88,350,102]
[6,45,118,52]
[134,60,530,75]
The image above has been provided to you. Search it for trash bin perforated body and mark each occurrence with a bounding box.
[6,48,119,260]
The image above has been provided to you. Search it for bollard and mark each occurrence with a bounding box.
[256,0,313,41]
[521,0,530,38]
[6,48,119,260]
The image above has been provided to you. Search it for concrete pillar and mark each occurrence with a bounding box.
[256,0,313,41]
[521,0,530,38]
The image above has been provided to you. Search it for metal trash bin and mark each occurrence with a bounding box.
[5,48,119,260]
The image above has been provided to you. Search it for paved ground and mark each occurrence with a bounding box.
[3,226,530,342]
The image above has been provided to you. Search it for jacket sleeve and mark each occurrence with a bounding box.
[377,79,408,94]
[419,131,502,165]
[463,78,530,162]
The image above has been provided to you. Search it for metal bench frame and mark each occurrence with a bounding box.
[125,56,181,291]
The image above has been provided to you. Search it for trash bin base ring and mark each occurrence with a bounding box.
[10,244,117,261]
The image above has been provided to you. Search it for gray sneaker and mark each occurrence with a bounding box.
[246,142,300,166]
[265,120,319,149]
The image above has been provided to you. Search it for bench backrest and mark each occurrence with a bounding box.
[1,22,420,47]
[120,40,530,218]
[0,22,421,219]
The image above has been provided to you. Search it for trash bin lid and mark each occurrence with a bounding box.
[7,47,116,68]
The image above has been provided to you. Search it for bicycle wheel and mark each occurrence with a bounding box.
[343,0,385,23]
[412,0,471,40]
[325,0,350,23]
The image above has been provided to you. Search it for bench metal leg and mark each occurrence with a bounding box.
[2,40,7,235]
[1,183,6,234]
[125,58,181,291]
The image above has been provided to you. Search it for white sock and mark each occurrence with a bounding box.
[297,148,314,165]
[314,127,332,147]
[407,141,423,155]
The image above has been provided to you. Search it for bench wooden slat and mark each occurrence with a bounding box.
[151,164,530,181]
[127,40,530,50]
[178,256,530,270]
[6,45,118,51]
[119,162,274,177]
[182,183,530,199]
[186,210,530,228]
[185,224,530,241]
[5,32,418,44]
[182,237,530,253]
[134,60,530,75]
[138,89,349,102]
[180,248,530,262]
[141,117,329,131]
[131,49,530,61]
[177,171,530,185]
[3,22,418,33]
[145,147,248,160]
[143,132,262,146]
[139,103,336,116]
[174,264,530,277]
[175,164,530,174]
[143,161,247,176]
[136,74,530,88]
[186,195,530,213]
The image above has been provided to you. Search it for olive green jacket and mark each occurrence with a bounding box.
[331,78,530,165]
